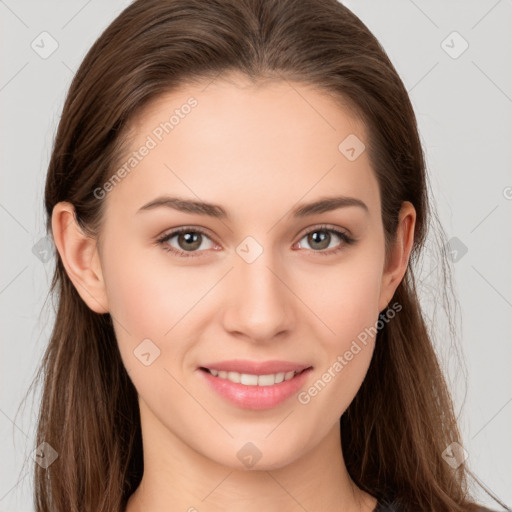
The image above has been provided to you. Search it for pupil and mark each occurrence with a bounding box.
[309,230,329,250]
[180,232,201,251]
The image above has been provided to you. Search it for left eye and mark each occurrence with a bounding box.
[296,227,353,254]
[156,225,355,258]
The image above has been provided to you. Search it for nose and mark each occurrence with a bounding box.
[221,250,296,344]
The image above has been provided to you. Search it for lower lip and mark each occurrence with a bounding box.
[199,368,312,410]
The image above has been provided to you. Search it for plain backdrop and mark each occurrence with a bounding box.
[1,1,511,510]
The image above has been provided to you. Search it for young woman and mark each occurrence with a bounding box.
[24,0,506,510]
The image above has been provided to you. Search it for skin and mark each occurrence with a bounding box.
[52,72,416,512]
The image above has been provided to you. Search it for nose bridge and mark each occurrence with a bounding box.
[221,238,295,341]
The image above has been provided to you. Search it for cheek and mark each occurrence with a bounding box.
[101,239,219,384]
[297,250,383,412]
[306,249,384,344]
[101,243,201,394]
[102,239,205,336]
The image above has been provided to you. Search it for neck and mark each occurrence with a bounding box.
[125,400,377,512]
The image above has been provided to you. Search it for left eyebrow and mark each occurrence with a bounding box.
[292,195,369,217]
[136,195,369,219]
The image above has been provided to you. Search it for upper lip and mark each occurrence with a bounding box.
[200,360,312,375]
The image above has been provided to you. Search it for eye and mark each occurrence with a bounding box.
[156,224,356,258]
[156,227,218,258]
[295,224,356,256]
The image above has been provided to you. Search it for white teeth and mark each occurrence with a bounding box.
[207,368,299,386]
[257,374,275,386]
[240,373,258,385]
[284,371,295,380]
[227,371,240,383]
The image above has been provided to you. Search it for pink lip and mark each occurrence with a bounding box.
[199,359,311,374]
[197,360,313,410]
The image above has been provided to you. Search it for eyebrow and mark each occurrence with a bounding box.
[136,195,369,218]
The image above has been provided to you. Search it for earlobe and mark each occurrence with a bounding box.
[51,201,109,314]
[378,201,416,312]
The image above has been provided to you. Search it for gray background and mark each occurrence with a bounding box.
[1,0,511,510]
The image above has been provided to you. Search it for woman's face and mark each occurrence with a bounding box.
[62,73,414,470]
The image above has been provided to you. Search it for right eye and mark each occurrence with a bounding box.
[156,227,219,258]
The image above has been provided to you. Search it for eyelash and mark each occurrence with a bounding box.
[156,224,356,259]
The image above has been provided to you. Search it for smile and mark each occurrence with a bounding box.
[198,364,313,410]
[202,368,303,386]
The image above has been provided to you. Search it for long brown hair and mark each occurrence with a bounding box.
[16,0,507,510]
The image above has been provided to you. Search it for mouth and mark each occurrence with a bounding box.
[199,367,310,386]
[197,361,313,410]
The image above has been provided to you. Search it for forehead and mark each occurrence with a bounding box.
[130,74,366,156]
[105,74,379,221]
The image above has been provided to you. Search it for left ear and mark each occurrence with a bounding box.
[378,201,416,312]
